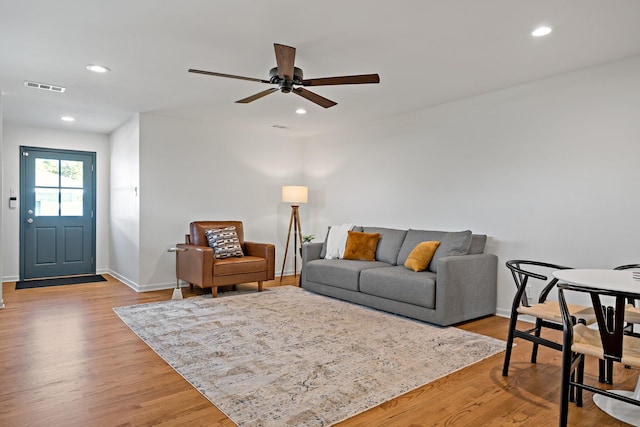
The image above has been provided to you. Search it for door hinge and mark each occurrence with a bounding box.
[91,211,94,218]
[91,257,94,265]
[92,164,94,172]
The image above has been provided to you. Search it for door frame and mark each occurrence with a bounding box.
[19,146,97,280]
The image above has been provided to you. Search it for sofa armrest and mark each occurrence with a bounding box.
[434,253,498,326]
[244,241,276,280]
[302,242,323,264]
[301,242,323,284]
[176,243,214,288]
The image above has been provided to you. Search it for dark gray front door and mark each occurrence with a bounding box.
[20,147,96,280]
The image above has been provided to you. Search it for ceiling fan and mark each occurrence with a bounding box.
[188,43,380,108]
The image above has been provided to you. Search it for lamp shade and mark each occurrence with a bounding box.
[281,186,308,204]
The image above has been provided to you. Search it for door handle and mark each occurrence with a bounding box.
[27,218,34,224]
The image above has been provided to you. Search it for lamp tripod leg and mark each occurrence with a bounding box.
[280,207,295,281]
[294,206,302,278]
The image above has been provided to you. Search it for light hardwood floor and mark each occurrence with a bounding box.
[0,275,637,426]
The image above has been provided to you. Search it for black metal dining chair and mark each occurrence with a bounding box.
[615,264,640,334]
[503,260,597,377]
[598,264,640,384]
[557,278,640,427]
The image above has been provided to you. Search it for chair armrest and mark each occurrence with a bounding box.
[244,241,276,280]
[176,243,214,288]
[434,253,498,325]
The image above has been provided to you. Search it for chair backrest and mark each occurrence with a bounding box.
[189,221,245,246]
[506,260,573,307]
[614,264,640,271]
[558,283,632,363]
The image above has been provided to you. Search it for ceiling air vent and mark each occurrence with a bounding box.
[24,81,66,93]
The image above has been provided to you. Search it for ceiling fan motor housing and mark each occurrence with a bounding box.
[269,66,304,93]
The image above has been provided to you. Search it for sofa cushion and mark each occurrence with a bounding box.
[359,266,437,309]
[397,229,472,272]
[205,227,244,259]
[305,259,390,291]
[320,226,364,259]
[404,241,440,272]
[468,234,487,255]
[362,227,407,265]
[343,231,380,261]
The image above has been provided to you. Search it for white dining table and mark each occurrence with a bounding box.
[553,269,640,427]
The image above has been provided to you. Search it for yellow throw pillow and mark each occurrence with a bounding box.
[342,231,381,261]
[404,241,441,272]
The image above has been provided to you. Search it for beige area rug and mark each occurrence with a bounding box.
[114,286,504,427]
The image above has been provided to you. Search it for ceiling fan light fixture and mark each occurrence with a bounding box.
[189,43,380,109]
[532,26,552,37]
[86,64,110,73]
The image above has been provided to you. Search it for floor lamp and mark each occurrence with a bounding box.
[280,185,307,281]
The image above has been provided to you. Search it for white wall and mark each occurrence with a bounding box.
[1,123,110,282]
[302,55,640,316]
[109,115,140,287]
[126,113,303,291]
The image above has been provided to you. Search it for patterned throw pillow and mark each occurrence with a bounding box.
[205,227,244,259]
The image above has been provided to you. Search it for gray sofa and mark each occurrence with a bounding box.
[301,227,497,326]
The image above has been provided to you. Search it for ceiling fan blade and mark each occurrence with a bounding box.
[274,43,296,80]
[236,88,278,104]
[301,74,380,86]
[292,87,337,108]
[188,69,270,84]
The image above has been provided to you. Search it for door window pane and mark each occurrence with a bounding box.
[33,158,85,216]
[35,159,60,187]
[60,160,83,188]
[61,189,83,216]
[35,188,59,216]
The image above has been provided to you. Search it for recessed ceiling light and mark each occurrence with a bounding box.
[86,64,110,73]
[295,108,307,115]
[61,116,75,122]
[532,26,552,37]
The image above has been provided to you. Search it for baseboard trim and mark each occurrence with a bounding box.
[494,308,535,325]
[495,308,510,318]
[107,270,184,293]
[137,281,181,292]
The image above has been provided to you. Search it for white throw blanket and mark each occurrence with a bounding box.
[324,223,354,259]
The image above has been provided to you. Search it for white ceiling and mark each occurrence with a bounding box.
[2,0,640,138]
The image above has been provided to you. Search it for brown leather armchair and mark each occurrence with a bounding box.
[176,221,275,297]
